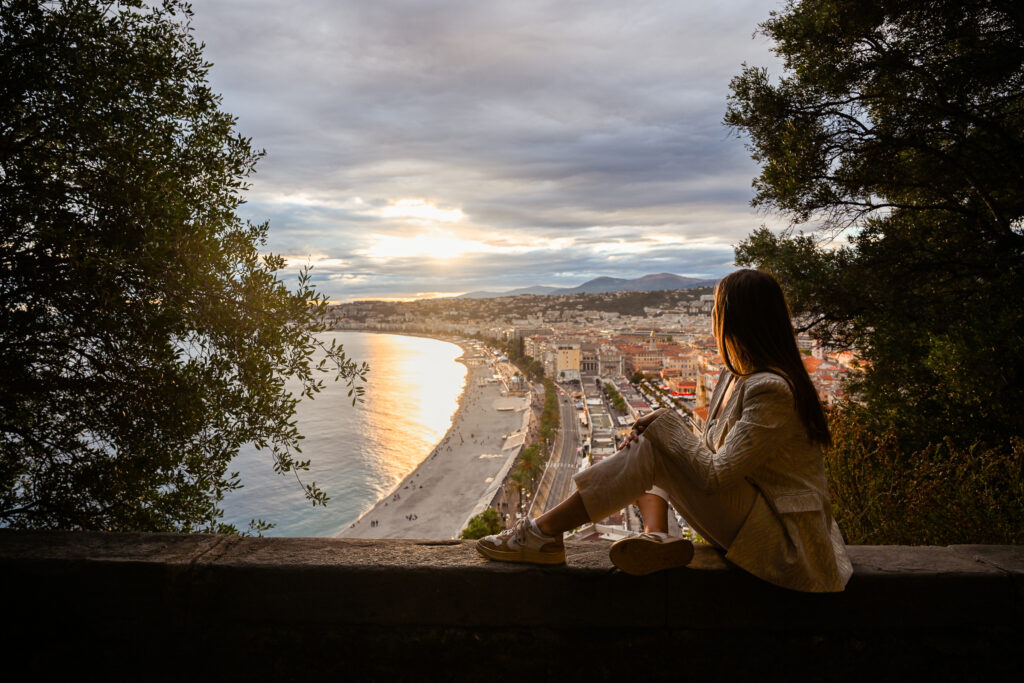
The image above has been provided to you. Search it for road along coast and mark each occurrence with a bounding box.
[338,340,531,539]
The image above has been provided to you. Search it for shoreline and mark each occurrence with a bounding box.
[336,333,530,539]
[340,333,474,528]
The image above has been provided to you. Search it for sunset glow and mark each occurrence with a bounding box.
[357,230,490,261]
[378,199,465,223]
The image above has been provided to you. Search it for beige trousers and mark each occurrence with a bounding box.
[573,435,757,549]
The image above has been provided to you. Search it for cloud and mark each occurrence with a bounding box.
[189,0,783,299]
[377,200,464,223]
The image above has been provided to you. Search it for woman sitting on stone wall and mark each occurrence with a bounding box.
[476,269,852,593]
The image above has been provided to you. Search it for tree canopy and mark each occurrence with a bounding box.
[727,0,1024,239]
[726,0,1024,451]
[0,0,366,532]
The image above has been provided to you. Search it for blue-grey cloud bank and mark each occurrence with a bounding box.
[190,0,784,300]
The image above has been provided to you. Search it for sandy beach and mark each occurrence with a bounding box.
[338,341,530,539]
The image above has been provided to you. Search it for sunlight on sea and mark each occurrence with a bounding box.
[220,332,467,536]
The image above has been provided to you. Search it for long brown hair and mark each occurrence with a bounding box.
[713,269,831,447]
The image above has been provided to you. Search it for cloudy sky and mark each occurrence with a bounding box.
[189,0,786,301]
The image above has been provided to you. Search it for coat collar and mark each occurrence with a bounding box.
[707,369,736,423]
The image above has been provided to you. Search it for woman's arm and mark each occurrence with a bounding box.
[621,407,672,448]
[641,376,795,492]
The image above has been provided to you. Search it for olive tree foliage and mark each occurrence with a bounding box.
[0,0,367,532]
[725,0,1024,452]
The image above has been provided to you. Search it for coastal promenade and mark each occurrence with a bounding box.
[339,344,530,540]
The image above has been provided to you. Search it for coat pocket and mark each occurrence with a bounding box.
[771,490,823,514]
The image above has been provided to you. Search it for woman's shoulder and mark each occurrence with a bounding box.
[738,372,801,426]
[744,370,793,393]
[739,372,796,409]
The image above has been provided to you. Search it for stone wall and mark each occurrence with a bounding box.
[1,531,1020,681]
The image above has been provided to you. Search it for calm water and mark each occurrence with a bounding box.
[220,332,467,536]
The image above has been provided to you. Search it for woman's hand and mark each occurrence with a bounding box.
[621,408,670,449]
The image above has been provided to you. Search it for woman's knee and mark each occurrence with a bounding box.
[634,435,662,464]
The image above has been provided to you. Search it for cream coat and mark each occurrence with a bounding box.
[643,370,853,592]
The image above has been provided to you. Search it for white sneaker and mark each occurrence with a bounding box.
[609,532,694,575]
[476,519,566,565]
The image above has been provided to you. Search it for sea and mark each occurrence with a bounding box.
[220,331,467,537]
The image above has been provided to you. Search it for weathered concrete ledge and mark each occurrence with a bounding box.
[1,531,1020,681]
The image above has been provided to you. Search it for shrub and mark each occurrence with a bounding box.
[460,508,503,539]
[825,407,1023,545]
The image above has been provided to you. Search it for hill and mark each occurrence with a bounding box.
[459,273,717,298]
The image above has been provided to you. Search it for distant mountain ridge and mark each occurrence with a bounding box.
[459,273,718,298]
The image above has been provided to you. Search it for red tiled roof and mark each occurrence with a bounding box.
[803,357,823,374]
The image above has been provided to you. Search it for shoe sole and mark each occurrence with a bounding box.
[609,537,694,576]
[475,541,566,565]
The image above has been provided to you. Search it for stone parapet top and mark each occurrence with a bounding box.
[3,530,1021,575]
[3,530,1019,573]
